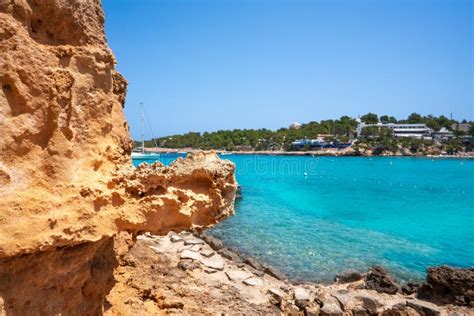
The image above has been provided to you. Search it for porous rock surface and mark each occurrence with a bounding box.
[0,1,236,314]
[418,266,474,306]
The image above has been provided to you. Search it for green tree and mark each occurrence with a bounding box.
[407,113,423,124]
[426,120,441,131]
[380,115,397,124]
[361,113,379,124]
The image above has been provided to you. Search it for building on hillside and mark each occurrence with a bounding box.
[289,122,302,129]
[432,127,454,141]
[356,122,432,139]
[451,123,471,133]
[316,134,334,140]
[291,137,351,149]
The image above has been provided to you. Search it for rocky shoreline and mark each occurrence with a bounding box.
[105,231,473,315]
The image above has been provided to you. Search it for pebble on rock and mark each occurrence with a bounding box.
[170,234,184,243]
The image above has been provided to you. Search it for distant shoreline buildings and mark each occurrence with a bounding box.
[139,114,473,153]
[355,122,454,140]
[291,117,464,149]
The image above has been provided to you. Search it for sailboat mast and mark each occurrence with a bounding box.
[140,102,144,154]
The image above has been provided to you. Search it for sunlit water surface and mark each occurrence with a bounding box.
[133,154,474,282]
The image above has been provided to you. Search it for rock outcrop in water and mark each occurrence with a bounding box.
[365,266,401,295]
[0,1,236,314]
[418,266,474,306]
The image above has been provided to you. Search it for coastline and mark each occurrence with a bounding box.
[141,147,474,159]
[105,230,473,315]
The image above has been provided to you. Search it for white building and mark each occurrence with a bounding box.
[356,122,432,139]
[289,122,302,129]
[432,127,454,140]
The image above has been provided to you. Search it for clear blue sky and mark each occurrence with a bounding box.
[103,0,472,140]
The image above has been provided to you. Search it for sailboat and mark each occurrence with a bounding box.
[131,103,161,161]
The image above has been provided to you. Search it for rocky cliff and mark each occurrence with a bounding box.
[0,1,236,314]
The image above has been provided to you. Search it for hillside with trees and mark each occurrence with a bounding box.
[137,113,474,154]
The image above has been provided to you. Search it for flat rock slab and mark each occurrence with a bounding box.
[407,299,441,316]
[200,249,215,258]
[225,270,253,282]
[177,245,193,252]
[180,250,200,260]
[356,295,382,314]
[218,249,242,262]
[201,235,224,250]
[200,256,225,271]
[320,297,343,316]
[243,277,264,286]
[268,287,284,304]
[190,244,201,252]
[184,238,205,245]
[334,292,357,311]
[294,287,310,301]
[264,266,286,280]
[244,257,263,270]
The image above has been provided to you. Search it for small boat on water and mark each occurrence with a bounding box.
[131,151,162,160]
[220,152,233,156]
[131,102,161,161]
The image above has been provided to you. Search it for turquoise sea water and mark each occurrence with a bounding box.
[133,154,474,283]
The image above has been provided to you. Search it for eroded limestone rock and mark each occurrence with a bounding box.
[0,1,237,314]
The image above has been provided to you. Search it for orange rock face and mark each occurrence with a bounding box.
[0,1,236,314]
